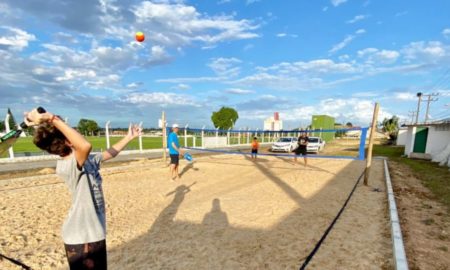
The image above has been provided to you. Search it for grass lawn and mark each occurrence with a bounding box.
[373,143,450,209]
[1,136,200,158]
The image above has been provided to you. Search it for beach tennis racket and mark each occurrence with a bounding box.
[184,152,193,162]
[0,107,46,156]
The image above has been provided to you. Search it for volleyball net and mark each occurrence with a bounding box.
[170,127,370,160]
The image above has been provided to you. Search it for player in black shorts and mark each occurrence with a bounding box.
[294,132,308,166]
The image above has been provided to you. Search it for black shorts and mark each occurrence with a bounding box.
[295,147,307,156]
[64,240,107,270]
[170,154,180,165]
[251,149,258,154]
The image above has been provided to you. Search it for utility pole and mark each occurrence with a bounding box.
[415,92,422,124]
[424,93,439,123]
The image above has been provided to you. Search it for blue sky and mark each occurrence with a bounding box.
[1,0,449,129]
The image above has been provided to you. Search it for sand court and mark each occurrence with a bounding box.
[0,154,392,269]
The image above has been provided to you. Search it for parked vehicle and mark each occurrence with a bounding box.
[271,137,297,152]
[307,137,325,153]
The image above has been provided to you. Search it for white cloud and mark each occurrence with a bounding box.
[217,0,231,4]
[239,97,392,126]
[225,88,255,94]
[132,1,260,46]
[208,57,242,77]
[346,15,368,24]
[331,0,348,7]
[171,83,191,90]
[395,11,408,17]
[358,48,400,64]
[246,0,261,5]
[258,59,356,74]
[244,44,254,51]
[276,33,287,38]
[329,35,355,54]
[329,29,365,54]
[402,41,448,62]
[0,26,36,51]
[392,92,416,101]
[323,6,329,12]
[442,28,450,39]
[124,92,198,107]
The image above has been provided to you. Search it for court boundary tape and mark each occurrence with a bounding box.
[384,159,408,270]
[0,253,31,270]
[298,170,365,269]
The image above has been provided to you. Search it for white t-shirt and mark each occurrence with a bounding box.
[56,153,106,245]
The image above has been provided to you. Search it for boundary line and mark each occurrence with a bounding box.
[298,170,365,269]
[384,159,409,270]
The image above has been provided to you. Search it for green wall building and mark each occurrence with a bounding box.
[311,115,335,142]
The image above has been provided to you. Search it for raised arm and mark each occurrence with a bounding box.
[25,109,91,168]
[102,123,142,162]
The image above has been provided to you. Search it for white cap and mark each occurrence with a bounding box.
[172,123,179,128]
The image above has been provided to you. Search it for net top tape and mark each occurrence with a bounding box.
[170,127,369,134]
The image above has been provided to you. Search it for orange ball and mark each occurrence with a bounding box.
[135,32,145,42]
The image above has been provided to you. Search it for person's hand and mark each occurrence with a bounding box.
[24,109,52,126]
[126,123,143,140]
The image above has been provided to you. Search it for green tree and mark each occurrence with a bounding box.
[346,122,353,127]
[77,119,100,136]
[382,115,399,141]
[211,107,239,129]
[0,121,5,132]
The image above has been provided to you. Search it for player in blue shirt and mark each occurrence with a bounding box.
[168,123,184,181]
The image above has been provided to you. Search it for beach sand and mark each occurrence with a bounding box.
[0,155,392,269]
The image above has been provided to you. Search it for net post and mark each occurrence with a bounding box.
[364,102,380,185]
[184,124,188,147]
[139,121,143,152]
[227,127,231,146]
[5,114,14,159]
[162,111,167,163]
[105,121,111,149]
[358,127,368,160]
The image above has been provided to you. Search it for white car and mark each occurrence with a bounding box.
[307,137,325,153]
[271,137,297,152]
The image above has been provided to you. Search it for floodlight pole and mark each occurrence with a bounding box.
[238,128,241,145]
[105,121,111,149]
[201,126,205,148]
[415,92,422,124]
[162,111,167,163]
[139,122,143,152]
[364,102,380,185]
[184,124,188,147]
[5,114,14,159]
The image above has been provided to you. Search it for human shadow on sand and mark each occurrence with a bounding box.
[108,157,370,269]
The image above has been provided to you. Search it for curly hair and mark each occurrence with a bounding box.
[33,124,72,157]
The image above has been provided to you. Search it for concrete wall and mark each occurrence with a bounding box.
[396,129,408,146]
[425,126,450,155]
[404,127,415,156]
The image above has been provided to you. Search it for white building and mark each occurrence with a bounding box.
[264,112,283,131]
[403,120,450,166]
[396,128,408,146]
